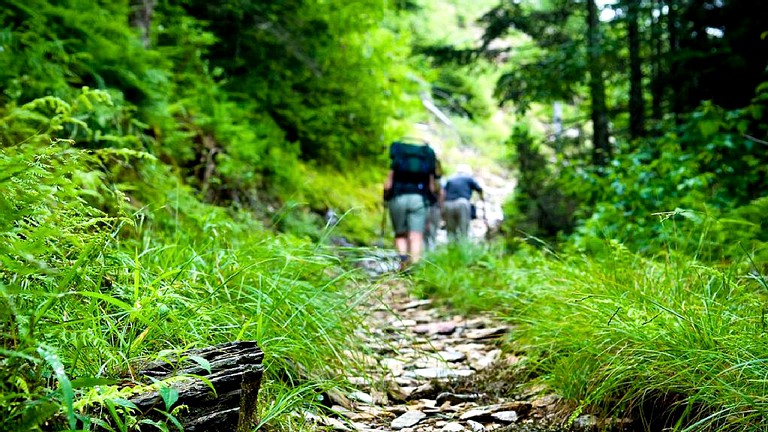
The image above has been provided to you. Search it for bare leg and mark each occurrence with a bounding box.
[408,231,424,263]
[395,235,409,256]
[394,235,409,269]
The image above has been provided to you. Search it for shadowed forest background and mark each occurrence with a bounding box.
[2,0,768,431]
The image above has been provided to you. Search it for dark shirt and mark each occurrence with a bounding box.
[443,175,482,201]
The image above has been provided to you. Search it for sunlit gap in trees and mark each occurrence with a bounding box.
[596,0,617,21]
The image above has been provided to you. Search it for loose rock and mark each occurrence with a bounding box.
[391,410,427,429]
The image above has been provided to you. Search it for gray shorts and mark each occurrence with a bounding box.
[442,198,471,238]
[389,194,427,236]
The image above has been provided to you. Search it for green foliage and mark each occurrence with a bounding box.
[503,243,768,431]
[0,140,126,431]
[561,95,768,261]
[0,88,384,431]
[502,79,768,264]
[432,68,494,120]
[1,138,379,430]
[0,0,169,106]
[267,163,387,245]
[478,0,588,114]
[412,236,768,430]
[411,241,514,314]
[502,125,577,242]
[0,0,425,222]
[171,0,419,167]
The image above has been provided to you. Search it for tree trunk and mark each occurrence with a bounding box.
[627,0,645,139]
[131,0,156,48]
[553,101,563,151]
[668,0,683,120]
[587,0,611,166]
[127,341,264,432]
[650,0,665,121]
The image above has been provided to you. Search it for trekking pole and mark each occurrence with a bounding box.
[380,200,388,241]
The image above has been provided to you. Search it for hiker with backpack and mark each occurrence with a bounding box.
[383,140,438,269]
[441,164,484,241]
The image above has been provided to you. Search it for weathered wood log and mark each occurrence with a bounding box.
[129,341,264,432]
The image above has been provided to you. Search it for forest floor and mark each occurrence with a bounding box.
[309,276,576,432]
[307,265,641,432]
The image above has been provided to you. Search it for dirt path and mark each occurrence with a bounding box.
[307,277,599,432]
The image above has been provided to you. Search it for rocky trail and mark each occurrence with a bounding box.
[306,277,615,432]
[310,126,616,432]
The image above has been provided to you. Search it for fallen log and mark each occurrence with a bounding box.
[129,341,264,432]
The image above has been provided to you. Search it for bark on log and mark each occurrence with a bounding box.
[129,341,264,432]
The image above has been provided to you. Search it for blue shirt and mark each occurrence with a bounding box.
[442,175,482,201]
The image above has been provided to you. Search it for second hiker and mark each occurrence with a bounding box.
[441,164,484,241]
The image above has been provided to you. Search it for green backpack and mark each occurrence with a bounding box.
[389,141,436,197]
[389,141,436,179]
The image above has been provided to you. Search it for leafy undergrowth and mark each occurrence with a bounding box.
[0,139,382,431]
[412,240,768,431]
[271,164,387,246]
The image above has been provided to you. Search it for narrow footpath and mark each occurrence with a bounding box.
[312,127,610,432]
[308,277,607,432]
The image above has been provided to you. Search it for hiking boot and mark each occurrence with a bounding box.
[397,254,410,272]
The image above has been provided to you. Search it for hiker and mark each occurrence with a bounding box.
[423,158,443,251]
[383,140,438,268]
[441,164,484,241]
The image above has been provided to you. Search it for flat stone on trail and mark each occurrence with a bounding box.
[394,386,416,400]
[413,321,457,335]
[347,411,376,421]
[408,382,436,400]
[469,349,502,370]
[351,422,382,432]
[463,317,492,329]
[354,404,392,418]
[436,392,483,405]
[395,376,419,387]
[391,410,427,429]
[398,299,432,310]
[382,358,406,376]
[416,399,438,409]
[391,319,418,328]
[415,340,447,351]
[459,406,498,420]
[347,376,370,386]
[408,368,474,379]
[464,327,509,340]
[498,401,532,414]
[466,420,485,432]
[453,343,487,354]
[322,416,352,431]
[437,350,466,362]
[441,421,465,432]
[349,390,375,404]
[531,394,560,408]
[491,411,519,423]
